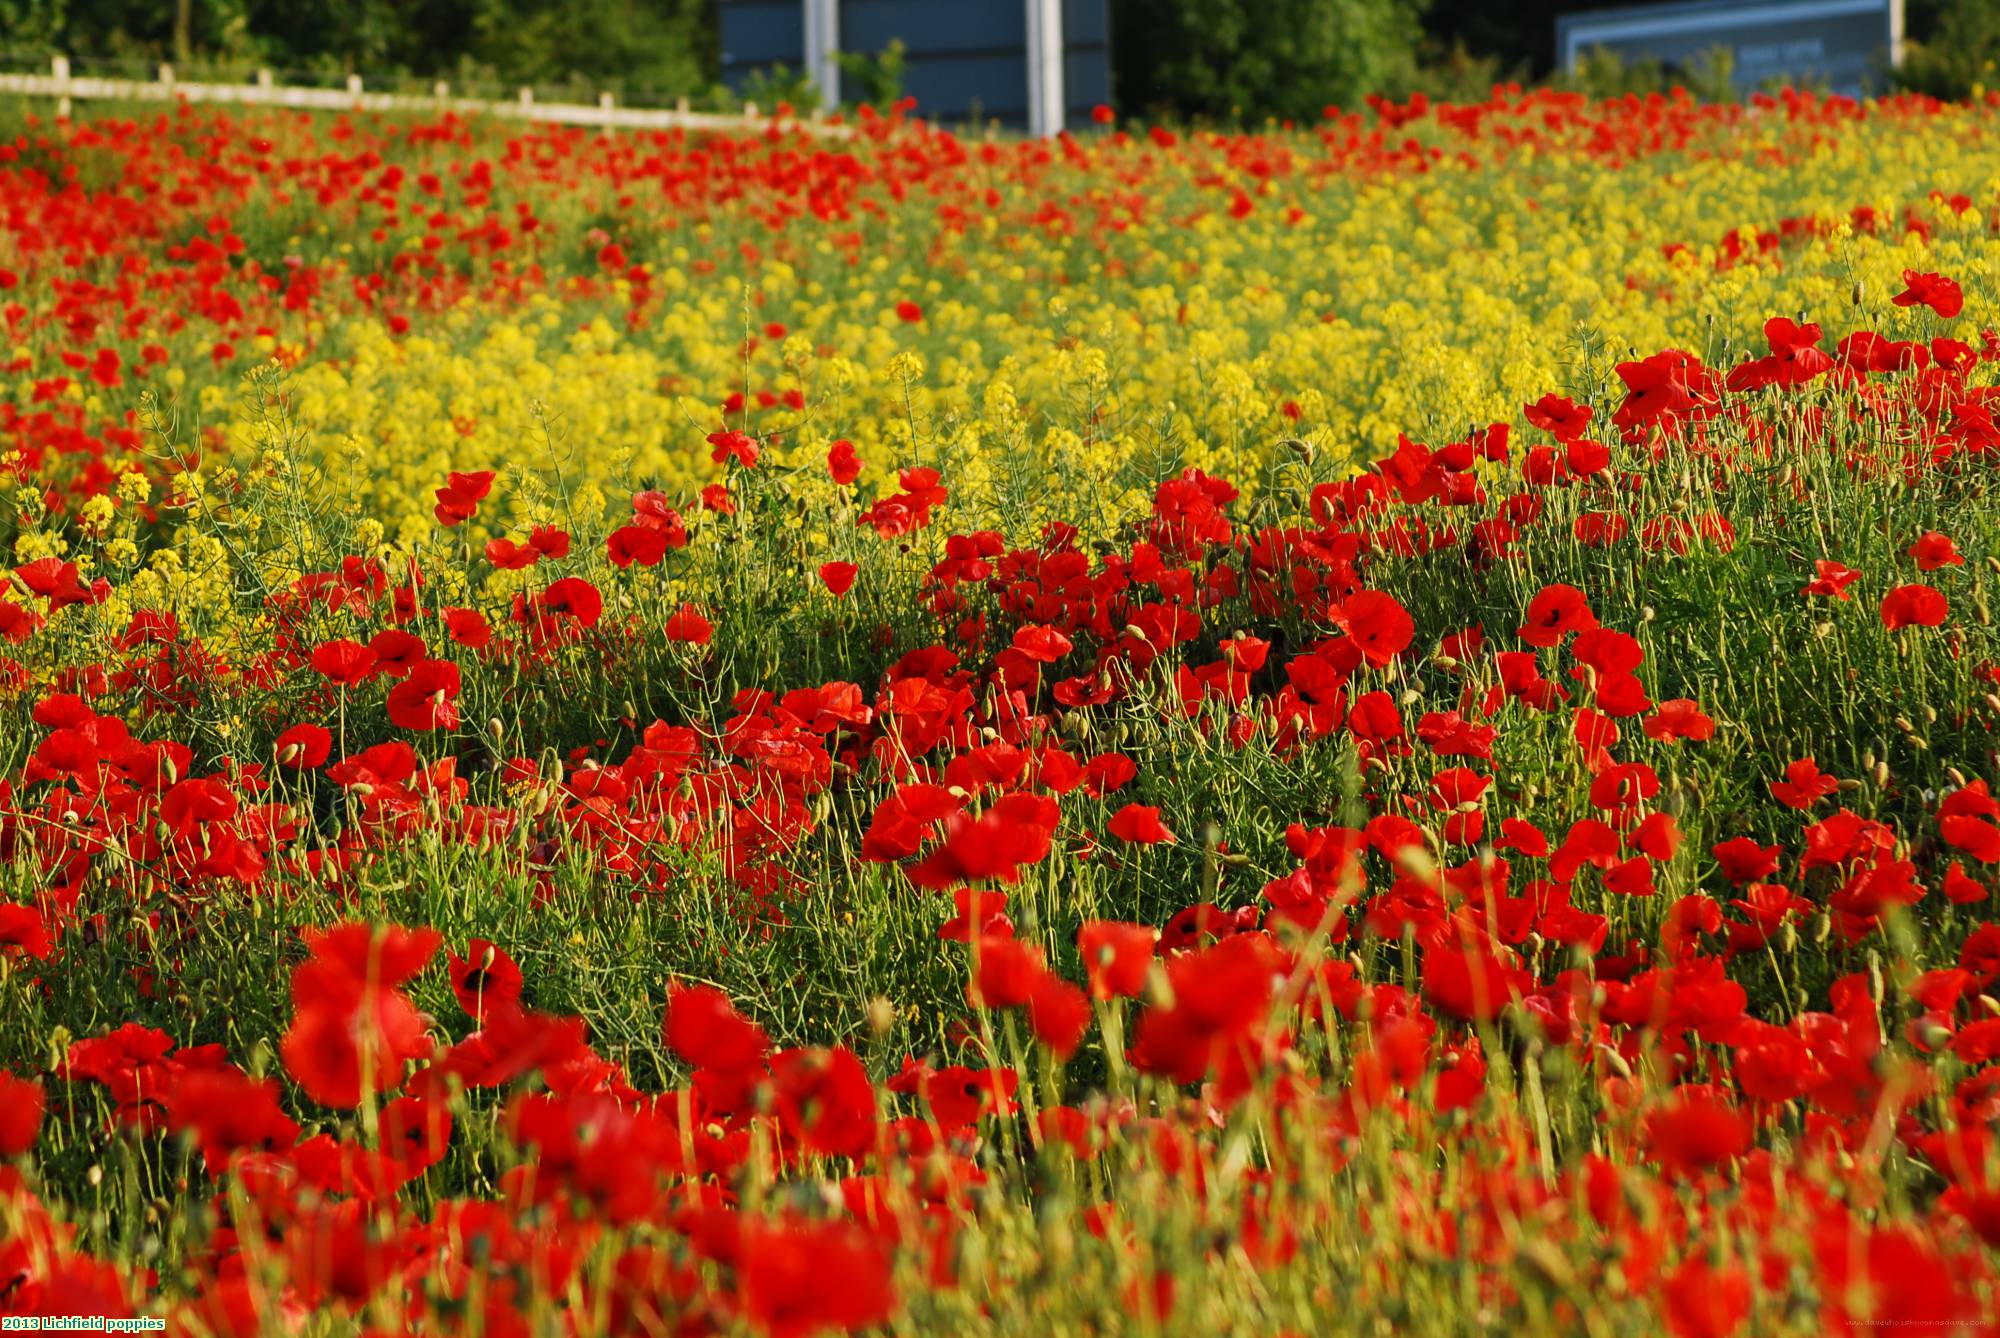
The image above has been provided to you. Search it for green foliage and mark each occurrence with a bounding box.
[1897,0,2000,100]
[836,37,907,112]
[0,0,716,98]
[1553,43,1740,103]
[1110,0,1428,123]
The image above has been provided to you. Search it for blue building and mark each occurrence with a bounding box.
[719,0,1112,136]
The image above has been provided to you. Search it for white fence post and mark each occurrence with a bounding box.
[1025,0,1065,138]
[803,0,840,114]
[51,55,70,118]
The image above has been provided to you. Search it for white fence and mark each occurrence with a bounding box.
[0,57,856,138]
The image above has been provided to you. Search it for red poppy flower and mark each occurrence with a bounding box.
[664,606,714,645]
[274,722,333,769]
[1802,559,1861,600]
[280,922,440,1109]
[1880,583,1948,630]
[767,1045,876,1158]
[16,557,107,610]
[904,794,1059,888]
[895,299,924,323]
[433,469,495,526]
[1769,758,1837,809]
[0,1071,42,1155]
[1421,942,1528,1022]
[705,428,760,469]
[1893,269,1964,319]
[1644,698,1714,741]
[1643,1086,1750,1179]
[1907,531,1964,571]
[529,576,604,631]
[1028,974,1091,1059]
[1524,392,1592,441]
[442,606,491,649]
[938,887,1013,943]
[1329,591,1414,668]
[310,638,378,685]
[1518,584,1598,648]
[664,983,769,1073]
[485,537,540,569]
[738,1215,895,1338]
[967,934,1047,1009]
[446,939,523,1023]
[827,439,862,485]
[819,561,858,595]
[1662,1256,1752,1338]
[1106,803,1175,845]
[607,523,670,568]
[386,658,462,731]
[0,903,53,960]
[1079,920,1157,999]
[1011,624,1074,663]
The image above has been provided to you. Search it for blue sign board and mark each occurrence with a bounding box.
[1556,0,1904,97]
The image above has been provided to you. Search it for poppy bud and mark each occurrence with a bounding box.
[1981,994,2000,1018]
[1778,921,1797,954]
[1852,280,1864,306]
[1915,1018,1953,1051]
[1893,715,1916,734]
[1519,1239,1573,1290]
[1597,1045,1632,1080]
[1949,767,1970,788]
[1813,913,1832,944]
[866,997,896,1036]
[488,718,504,740]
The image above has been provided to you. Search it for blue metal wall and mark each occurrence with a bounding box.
[720,0,1112,129]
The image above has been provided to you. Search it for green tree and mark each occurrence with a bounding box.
[1111,0,1428,123]
[1896,0,2000,100]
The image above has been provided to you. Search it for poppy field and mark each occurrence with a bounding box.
[8,85,2000,1334]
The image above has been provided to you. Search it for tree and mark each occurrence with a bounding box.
[1111,0,1428,124]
